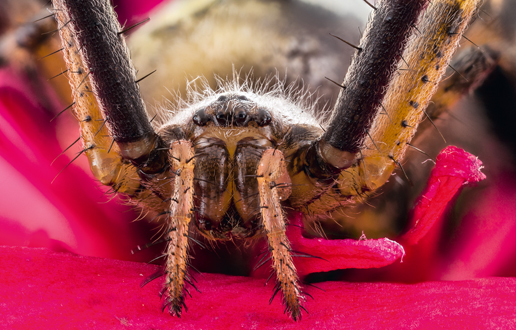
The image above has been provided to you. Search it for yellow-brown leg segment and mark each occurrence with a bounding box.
[257,149,303,320]
[53,0,139,194]
[294,0,483,218]
[163,141,195,316]
[366,0,482,164]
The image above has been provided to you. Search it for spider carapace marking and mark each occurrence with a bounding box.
[44,0,484,321]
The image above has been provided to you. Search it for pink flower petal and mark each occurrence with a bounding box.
[443,172,516,279]
[114,0,167,25]
[284,146,486,277]
[287,214,405,276]
[2,246,515,329]
[402,146,486,245]
[0,68,152,261]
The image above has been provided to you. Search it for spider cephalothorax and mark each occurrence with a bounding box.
[142,84,331,316]
[158,91,304,240]
[5,0,495,321]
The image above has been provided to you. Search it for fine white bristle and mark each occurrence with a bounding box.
[151,69,331,131]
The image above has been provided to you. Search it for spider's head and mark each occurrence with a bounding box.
[157,92,318,240]
[191,94,272,128]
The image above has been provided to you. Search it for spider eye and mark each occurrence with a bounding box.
[215,111,227,125]
[235,111,247,124]
[217,95,228,102]
[193,109,208,126]
[256,108,272,126]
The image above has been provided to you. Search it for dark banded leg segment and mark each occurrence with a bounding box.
[163,141,195,316]
[256,149,302,320]
[53,0,140,193]
[320,0,430,169]
[290,0,483,216]
[53,0,168,176]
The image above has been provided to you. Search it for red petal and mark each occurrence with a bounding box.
[285,146,486,276]
[0,68,150,260]
[287,214,405,276]
[2,246,514,329]
[402,146,486,245]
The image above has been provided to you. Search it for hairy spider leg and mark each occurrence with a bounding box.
[301,0,483,218]
[256,149,303,320]
[53,0,140,193]
[368,0,482,163]
[318,0,429,169]
[284,0,430,216]
[416,45,498,138]
[163,141,195,317]
[54,0,169,176]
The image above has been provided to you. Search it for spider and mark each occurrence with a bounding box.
[2,0,514,322]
